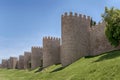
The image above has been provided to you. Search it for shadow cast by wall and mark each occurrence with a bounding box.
[94,50,120,62]
[50,66,66,73]
[34,67,43,73]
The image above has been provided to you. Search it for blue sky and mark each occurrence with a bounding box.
[0,0,120,63]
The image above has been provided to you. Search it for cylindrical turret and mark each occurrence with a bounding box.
[24,52,31,69]
[43,37,60,68]
[18,55,24,69]
[31,47,43,69]
[61,12,91,66]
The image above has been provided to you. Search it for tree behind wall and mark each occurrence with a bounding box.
[102,7,120,47]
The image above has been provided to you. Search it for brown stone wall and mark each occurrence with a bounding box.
[90,22,120,56]
[18,55,24,69]
[9,57,18,69]
[24,52,31,69]
[1,12,120,69]
[31,47,43,69]
[1,59,8,68]
[7,59,11,69]
[43,37,60,68]
[61,12,91,66]
[0,64,1,68]
[16,61,19,69]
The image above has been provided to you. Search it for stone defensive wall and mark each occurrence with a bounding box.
[61,12,91,66]
[0,64,1,68]
[43,36,60,68]
[9,57,18,69]
[24,52,31,69]
[31,46,43,69]
[7,59,11,69]
[1,59,8,68]
[89,22,120,56]
[18,55,24,69]
[1,12,120,69]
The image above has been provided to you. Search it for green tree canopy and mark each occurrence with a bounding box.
[90,18,96,27]
[102,7,120,47]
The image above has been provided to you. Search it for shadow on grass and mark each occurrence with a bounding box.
[34,67,43,73]
[85,56,97,58]
[50,66,66,73]
[94,50,120,62]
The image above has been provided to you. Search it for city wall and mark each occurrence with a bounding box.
[43,37,60,68]
[24,52,31,69]
[1,59,8,68]
[90,22,120,56]
[61,12,91,66]
[1,12,120,69]
[31,47,43,69]
[9,57,18,69]
[18,55,24,69]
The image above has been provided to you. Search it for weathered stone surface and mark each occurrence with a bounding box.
[1,59,8,68]
[18,55,24,69]
[9,57,18,69]
[90,22,120,56]
[61,12,120,67]
[7,59,11,69]
[43,37,60,68]
[0,64,1,68]
[1,12,120,68]
[31,47,43,69]
[61,12,91,66]
[24,52,31,69]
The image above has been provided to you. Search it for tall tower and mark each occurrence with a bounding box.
[18,55,24,69]
[24,52,31,69]
[61,12,91,66]
[9,57,18,69]
[43,37,60,68]
[1,59,8,68]
[31,47,43,69]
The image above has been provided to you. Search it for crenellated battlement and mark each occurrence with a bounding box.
[24,51,31,53]
[19,55,24,57]
[43,36,60,68]
[91,21,105,31]
[43,36,60,42]
[95,21,104,26]
[62,12,91,20]
[32,46,42,50]
[2,12,119,69]
[10,57,18,59]
[31,46,43,69]
[24,52,31,56]
[19,55,24,59]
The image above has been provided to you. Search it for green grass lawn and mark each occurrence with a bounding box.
[1,50,120,80]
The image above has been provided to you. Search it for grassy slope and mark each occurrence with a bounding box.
[1,50,120,80]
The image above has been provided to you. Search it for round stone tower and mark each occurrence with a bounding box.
[18,55,24,69]
[24,52,31,69]
[31,47,43,69]
[43,37,60,68]
[61,12,91,66]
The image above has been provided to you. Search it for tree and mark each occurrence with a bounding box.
[90,18,96,27]
[102,7,120,47]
